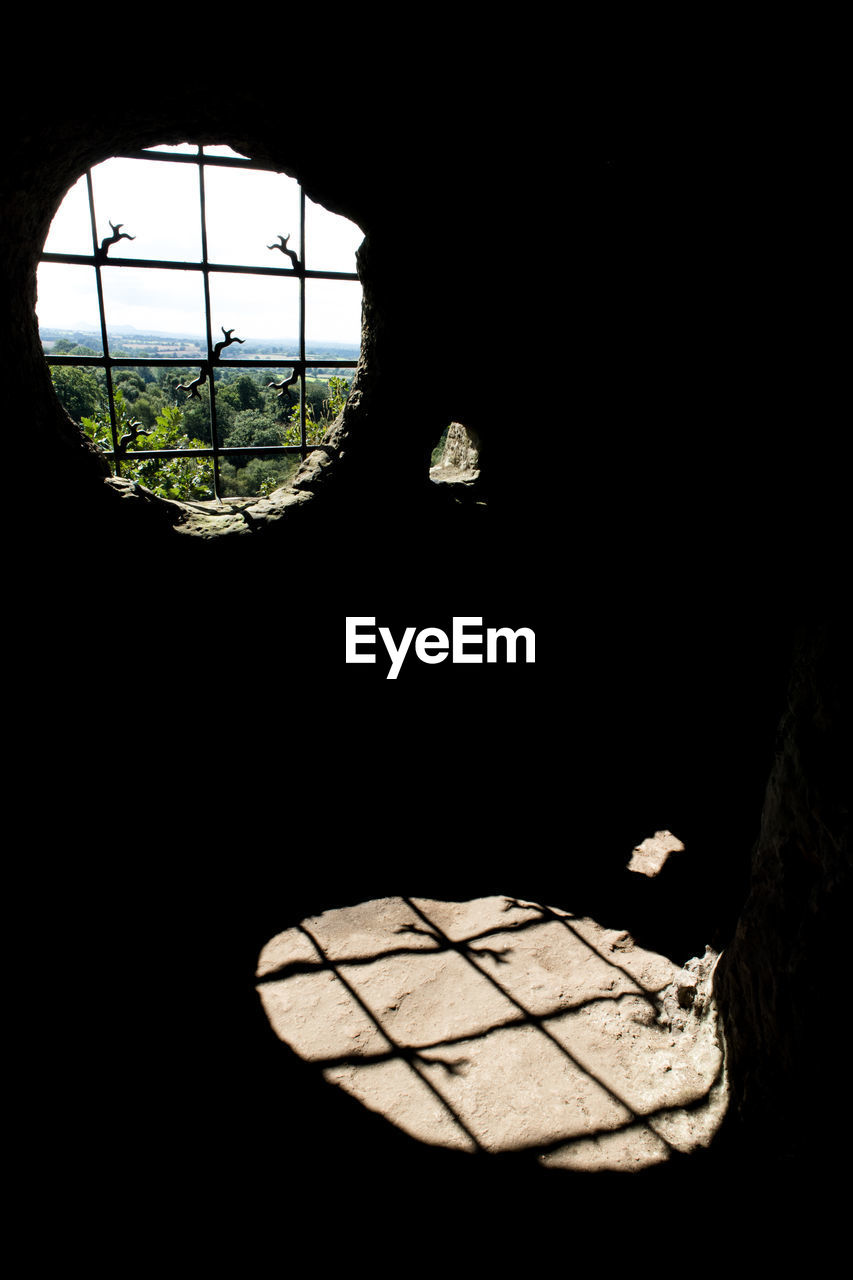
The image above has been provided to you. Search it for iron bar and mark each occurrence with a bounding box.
[86,170,121,473]
[97,446,310,460]
[113,148,297,173]
[299,185,307,454]
[41,252,357,282]
[43,145,360,500]
[196,151,225,498]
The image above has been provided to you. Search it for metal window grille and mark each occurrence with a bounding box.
[41,144,360,500]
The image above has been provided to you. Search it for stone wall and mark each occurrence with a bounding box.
[8,76,847,1186]
[715,619,849,1165]
[430,421,481,483]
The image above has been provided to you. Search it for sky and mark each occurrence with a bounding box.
[36,145,364,346]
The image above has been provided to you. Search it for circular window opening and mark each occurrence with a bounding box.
[38,143,363,505]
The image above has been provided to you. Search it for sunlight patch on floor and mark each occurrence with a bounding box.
[627,829,685,877]
[256,894,728,1173]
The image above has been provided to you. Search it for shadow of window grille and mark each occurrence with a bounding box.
[256,895,727,1173]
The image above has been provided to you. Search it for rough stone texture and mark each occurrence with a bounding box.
[430,421,481,487]
[715,621,849,1163]
[627,829,685,877]
[8,78,846,1215]
[439,421,481,471]
[257,895,727,1173]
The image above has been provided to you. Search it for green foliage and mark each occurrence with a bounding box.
[55,358,353,502]
[216,373,265,413]
[178,388,212,444]
[127,387,168,428]
[219,455,300,498]
[278,374,350,446]
[223,408,284,450]
[431,427,449,467]
[51,339,101,356]
[324,375,350,421]
[113,369,147,401]
[81,391,215,501]
[50,364,105,422]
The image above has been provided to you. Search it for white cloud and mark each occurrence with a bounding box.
[38,148,363,347]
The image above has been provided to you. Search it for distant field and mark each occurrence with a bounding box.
[40,328,359,364]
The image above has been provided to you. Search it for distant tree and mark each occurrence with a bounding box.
[223,409,283,450]
[51,339,101,357]
[113,369,146,402]
[128,386,168,428]
[178,390,212,444]
[217,372,265,413]
[50,365,104,422]
[219,454,298,498]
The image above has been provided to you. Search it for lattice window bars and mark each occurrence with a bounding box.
[41,145,360,499]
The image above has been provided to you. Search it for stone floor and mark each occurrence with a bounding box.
[256,890,728,1174]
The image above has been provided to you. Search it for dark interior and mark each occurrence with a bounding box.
[10,69,846,1250]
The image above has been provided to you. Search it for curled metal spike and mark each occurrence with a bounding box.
[267,368,298,400]
[97,220,136,261]
[267,233,300,270]
[116,420,152,457]
[212,326,245,360]
[176,367,208,400]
